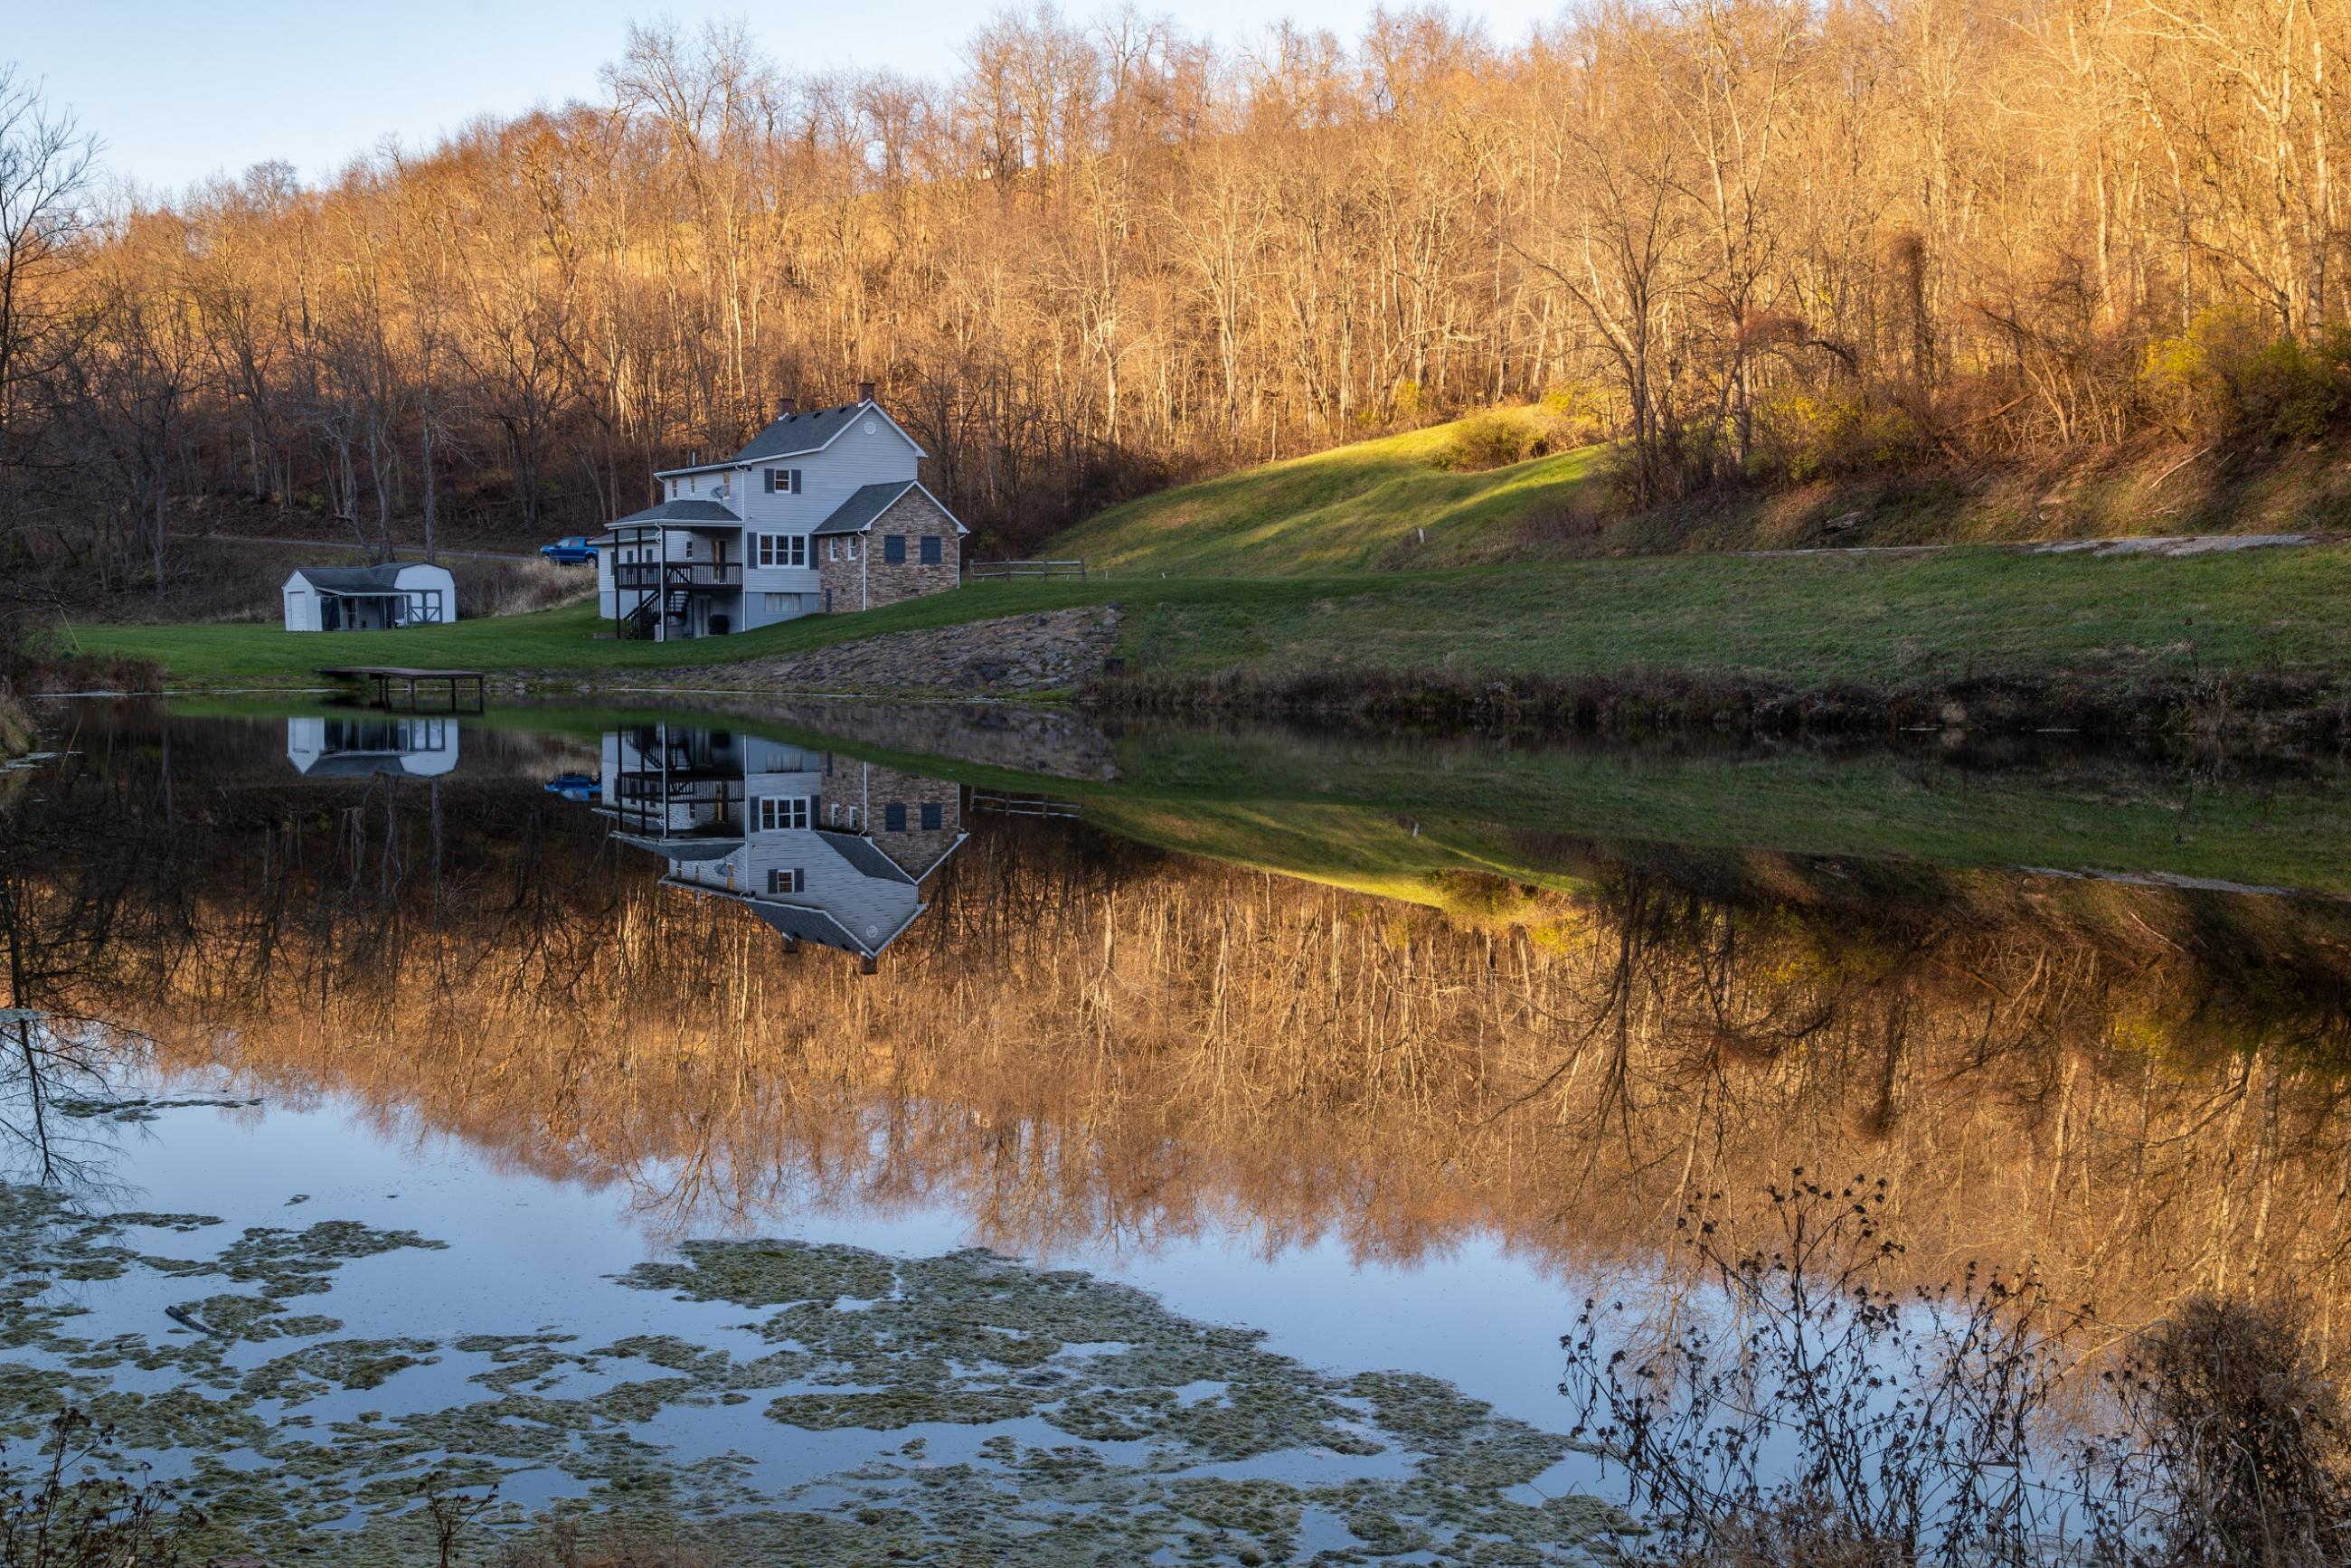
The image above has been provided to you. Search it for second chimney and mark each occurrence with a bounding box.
[858,380,875,404]
[778,395,798,418]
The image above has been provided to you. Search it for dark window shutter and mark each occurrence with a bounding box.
[885,803,907,832]
[790,469,803,494]
[921,801,942,831]
[884,534,906,564]
[920,536,941,565]
[762,468,774,494]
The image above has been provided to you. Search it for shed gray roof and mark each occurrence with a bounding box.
[288,564,411,593]
[292,752,442,779]
[610,496,742,528]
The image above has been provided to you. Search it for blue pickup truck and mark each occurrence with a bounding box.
[539,535,597,564]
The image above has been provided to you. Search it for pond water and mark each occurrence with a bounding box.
[5,700,2351,1563]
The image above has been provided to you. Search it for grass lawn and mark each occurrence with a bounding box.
[1052,417,1602,576]
[68,588,1120,683]
[75,541,2351,695]
[1111,541,2351,692]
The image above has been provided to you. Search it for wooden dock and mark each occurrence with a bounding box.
[317,666,488,713]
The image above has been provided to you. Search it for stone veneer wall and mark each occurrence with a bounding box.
[817,491,960,610]
[817,548,863,615]
[861,764,965,878]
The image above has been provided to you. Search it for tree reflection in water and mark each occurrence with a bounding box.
[7,706,2351,1369]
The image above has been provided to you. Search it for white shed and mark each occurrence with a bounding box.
[282,563,458,632]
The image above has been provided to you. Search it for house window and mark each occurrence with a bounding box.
[920,535,942,565]
[921,801,943,831]
[762,468,802,494]
[765,867,806,895]
[845,535,859,561]
[827,802,841,825]
[884,802,907,832]
[826,538,838,562]
[754,796,810,831]
[884,534,906,564]
[756,534,807,568]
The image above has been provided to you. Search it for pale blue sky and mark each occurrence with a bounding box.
[11,1,1558,197]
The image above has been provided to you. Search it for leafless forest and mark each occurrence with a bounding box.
[3,0,2348,590]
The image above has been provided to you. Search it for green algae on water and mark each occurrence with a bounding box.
[2,1188,1627,1564]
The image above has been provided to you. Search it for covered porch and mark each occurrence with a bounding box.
[602,515,743,641]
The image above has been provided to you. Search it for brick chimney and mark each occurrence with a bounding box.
[778,394,797,418]
[858,380,875,404]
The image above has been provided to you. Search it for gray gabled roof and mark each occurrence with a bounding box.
[288,564,410,592]
[811,480,968,537]
[610,496,743,527]
[817,827,919,883]
[656,877,926,962]
[746,898,925,961]
[732,403,874,464]
[811,481,919,537]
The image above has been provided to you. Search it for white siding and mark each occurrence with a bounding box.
[281,577,320,632]
[393,563,458,622]
[612,411,926,637]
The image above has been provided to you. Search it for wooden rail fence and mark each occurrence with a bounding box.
[967,559,1087,581]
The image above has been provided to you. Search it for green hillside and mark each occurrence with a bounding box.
[1053,417,1602,577]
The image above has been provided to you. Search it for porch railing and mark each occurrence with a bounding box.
[614,561,741,590]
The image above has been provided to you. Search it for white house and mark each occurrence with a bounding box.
[282,562,458,632]
[594,385,968,640]
[285,715,459,778]
[588,723,966,970]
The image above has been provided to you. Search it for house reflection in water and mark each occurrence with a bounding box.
[591,724,966,972]
[286,714,460,778]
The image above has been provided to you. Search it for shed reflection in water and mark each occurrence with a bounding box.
[8,706,2351,1365]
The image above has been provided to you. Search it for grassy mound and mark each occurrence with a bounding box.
[1050,409,2351,573]
[1052,416,1603,577]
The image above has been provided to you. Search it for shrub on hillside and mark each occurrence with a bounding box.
[1536,383,1610,449]
[2143,307,2351,443]
[1434,408,1545,471]
[1750,392,1930,484]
